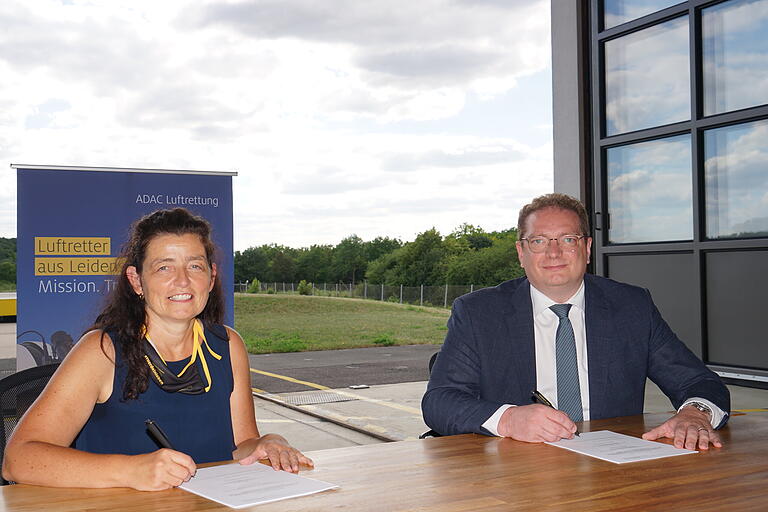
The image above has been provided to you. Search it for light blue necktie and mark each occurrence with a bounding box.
[550,303,583,422]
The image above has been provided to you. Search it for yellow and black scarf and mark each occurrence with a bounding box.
[142,319,222,394]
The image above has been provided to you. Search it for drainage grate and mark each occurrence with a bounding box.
[278,391,357,406]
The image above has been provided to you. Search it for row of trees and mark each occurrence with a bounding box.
[0,226,525,289]
[234,236,403,285]
[234,224,524,287]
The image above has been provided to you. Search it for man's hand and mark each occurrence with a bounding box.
[642,406,722,450]
[497,404,578,442]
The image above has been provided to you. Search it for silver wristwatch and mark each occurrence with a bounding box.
[685,401,712,419]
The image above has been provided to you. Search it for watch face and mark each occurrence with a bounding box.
[690,402,711,414]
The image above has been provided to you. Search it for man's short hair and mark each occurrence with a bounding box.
[517,193,591,238]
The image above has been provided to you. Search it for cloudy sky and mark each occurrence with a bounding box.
[0,0,553,250]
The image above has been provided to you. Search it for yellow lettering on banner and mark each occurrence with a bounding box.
[34,257,124,276]
[34,237,111,255]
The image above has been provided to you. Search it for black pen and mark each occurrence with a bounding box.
[145,419,175,449]
[531,390,581,437]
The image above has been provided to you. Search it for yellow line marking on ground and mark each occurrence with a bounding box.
[250,367,422,416]
[250,368,331,390]
[251,386,265,393]
[732,408,768,412]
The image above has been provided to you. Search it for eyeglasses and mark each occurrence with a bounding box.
[520,235,587,253]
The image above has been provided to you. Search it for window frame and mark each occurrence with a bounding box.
[589,0,768,369]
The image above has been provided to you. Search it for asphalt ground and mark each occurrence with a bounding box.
[246,344,440,393]
[244,345,439,443]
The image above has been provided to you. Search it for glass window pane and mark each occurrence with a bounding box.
[607,135,692,243]
[603,0,683,29]
[705,119,768,239]
[703,0,768,116]
[605,16,690,135]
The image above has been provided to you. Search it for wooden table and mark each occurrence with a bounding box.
[2,412,767,511]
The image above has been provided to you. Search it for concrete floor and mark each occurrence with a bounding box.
[255,398,383,452]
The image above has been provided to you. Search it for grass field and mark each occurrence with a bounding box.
[234,293,449,354]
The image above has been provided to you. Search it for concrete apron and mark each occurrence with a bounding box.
[254,381,430,443]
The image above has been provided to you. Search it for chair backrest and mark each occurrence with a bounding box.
[420,352,441,439]
[428,351,438,373]
[0,363,60,485]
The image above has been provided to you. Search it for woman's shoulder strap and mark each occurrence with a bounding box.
[205,323,230,342]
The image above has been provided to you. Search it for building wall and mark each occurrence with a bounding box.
[551,0,586,201]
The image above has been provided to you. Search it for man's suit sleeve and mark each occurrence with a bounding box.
[421,298,506,436]
[644,290,730,428]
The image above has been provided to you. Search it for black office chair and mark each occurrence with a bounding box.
[0,363,61,485]
[420,352,442,439]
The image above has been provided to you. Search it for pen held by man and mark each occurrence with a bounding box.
[496,402,582,443]
[532,390,581,437]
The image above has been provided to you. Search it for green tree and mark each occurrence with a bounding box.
[247,278,261,293]
[233,246,269,283]
[363,236,402,262]
[268,250,296,282]
[0,261,14,283]
[448,223,493,250]
[0,238,16,287]
[332,235,367,285]
[369,228,448,286]
[445,237,524,286]
[297,279,312,295]
[0,238,16,263]
[296,245,334,283]
[402,228,451,285]
[365,246,406,284]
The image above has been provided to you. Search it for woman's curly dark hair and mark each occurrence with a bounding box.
[91,208,224,400]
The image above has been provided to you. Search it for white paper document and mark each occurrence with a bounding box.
[179,463,339,509]
[545,430,697,464]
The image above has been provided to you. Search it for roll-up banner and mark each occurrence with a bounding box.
[13,164,236,370]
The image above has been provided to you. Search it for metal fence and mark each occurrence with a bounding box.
[233,281,490,308]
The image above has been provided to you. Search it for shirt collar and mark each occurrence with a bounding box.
[530,280,585,317]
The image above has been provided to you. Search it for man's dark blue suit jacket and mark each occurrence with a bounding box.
[422,274,730,436]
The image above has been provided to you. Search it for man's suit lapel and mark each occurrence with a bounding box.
[584,275,615,420]
[501,279,536,403]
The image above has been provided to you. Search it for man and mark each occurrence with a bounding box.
[422,193,729,450]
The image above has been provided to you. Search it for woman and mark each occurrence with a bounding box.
[3,208,312,490]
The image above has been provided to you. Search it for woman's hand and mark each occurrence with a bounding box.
[126,449,197,491]
[237,434,314,473]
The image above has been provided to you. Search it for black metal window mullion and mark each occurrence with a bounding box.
[591,0,607,276]
[600,122,691,149]
[690,3,708,361]
[698,104,768,130]
[598,3,689,41]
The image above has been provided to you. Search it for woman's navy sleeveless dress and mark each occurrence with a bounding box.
[74,324,236,463]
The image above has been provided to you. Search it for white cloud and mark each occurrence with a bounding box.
[702,0,768,115]
[605,16,690,135]
[607,136,693,243]
[0,0,553,248]
[705,119,768,237]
